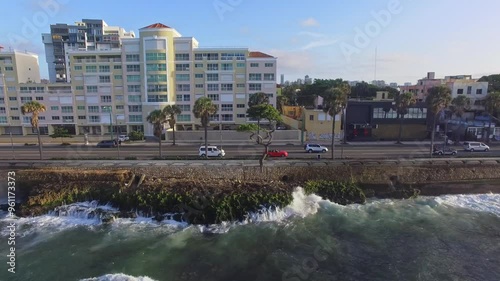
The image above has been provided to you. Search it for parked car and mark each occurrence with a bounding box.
[199,145,225,157]
[97,140,118,148]
[433,146,458,156]
[267,149,288,157]
[304,143,328,153]
[118,135,129,142]
[463,142,490,152]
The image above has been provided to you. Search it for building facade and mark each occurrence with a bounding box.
[1,23,277,137]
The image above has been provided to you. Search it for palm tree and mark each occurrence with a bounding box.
[146,109,167,158]
[483,92,500,142]
[193,97,218,159]
[394,92,416,144]
[163,105,182,145]
[426,86,452,157]
[322,83,350,160]
[450,95,471,142]
[248,92,270,143]
[21,101,46,160]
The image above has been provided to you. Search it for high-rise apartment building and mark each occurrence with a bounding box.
[42,19,135,83]
[1,23,277,137]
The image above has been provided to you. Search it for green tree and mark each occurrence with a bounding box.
[193,97,218,159]
[483,92,500,142]
[163,105,182,145]
[449,95,471,142]
[394,92,416,144]
[21,101,46,160]
[322,83,350,160]
[50,127,73,144]
[426,86,452,157]
[248,92,270,143]
[238,104,282,172]
[478,74,500,92]
[146,109,168,158]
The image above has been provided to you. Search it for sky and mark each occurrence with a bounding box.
[1,0,499,85]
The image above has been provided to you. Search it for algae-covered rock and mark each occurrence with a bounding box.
[303,180,366,205]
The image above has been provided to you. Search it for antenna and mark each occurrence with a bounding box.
[374,47,377,82]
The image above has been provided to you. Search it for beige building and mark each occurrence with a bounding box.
[281,105,343,142]
[0,23,277,137]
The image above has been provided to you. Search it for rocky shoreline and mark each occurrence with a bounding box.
[3,163,500,224]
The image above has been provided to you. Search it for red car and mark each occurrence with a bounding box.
[267,150,288,157]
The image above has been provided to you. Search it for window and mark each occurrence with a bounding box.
[236,63,245,68]
[175,74,190,81]
[126,65,140,72]
[146,53,166,61]
[148,74,168,82]
[7,87,16,92]
[74,65,82,70]
[52,116,60,120]
[175,53,190,61]
[175,64,190,71]
[178,104,190,111]
[114,75,122,80]
[147,95,168,102]
[128,95,141,102]
[264,73,275,81]
[265,63,274,67]
[183,94,190,101]
[176,84,191,91]
[77,106,85,110]
[207,53,218,60]
[10,107,18,111]
[457,89,464,95]
[128,105,142,112]
[249,84,262,91]
[476,89,483,95]
[237,83,245,88]
[221,114,233,121]
[195,63,203,68]
[0,97,3,104]
[61,106,73,113]
[51,106,59,111]
[250,63,259,67]
[20,97,33,103]
[39,116,45,121]
[195,74,204,79]
[62,116,74,122]
[0,107,5,114]
[195,84,204,88]
[9,97,17,101]
[249,74,262,81]
[101,96,112,103]
[87,86,98,93]
[114,65,122,70]
[467,86,472,95]
[207,63,218,71]
[99,65,110,72]
[78,116,86,120]
[207,84,219,91]
[221,84,233,91]
[100,106,111,113]
[208,94,219,101]
[127,85,141,92]
[126,54,140,62]
[88,106,99,113]
[127,75,141,82]
[11,116,19,120]
[176,95,183,102]
[237,104,245,108]
[147,84,168,92]
[99,75,111,83]
[5,66,14,71]
[89,116,100,123]
[237,114,246,118]
[177,114,191,122]
[147,64,167,71]
[221,104,233,111]
[309,115,314,121]
[76,86,84,90]
[85,65,97,72]
[207,74,219,81]
[221,63,233,71]
[116,105,124,110]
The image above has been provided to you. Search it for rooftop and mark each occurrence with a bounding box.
[141,23,171,29]
[248,51,274,58]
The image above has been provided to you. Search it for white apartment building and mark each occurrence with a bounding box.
[1,23,277,137]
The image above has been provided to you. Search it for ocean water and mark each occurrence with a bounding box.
[0,188,499,281]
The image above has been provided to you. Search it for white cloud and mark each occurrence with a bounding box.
[301,18,320,27]
[297,32,338,50]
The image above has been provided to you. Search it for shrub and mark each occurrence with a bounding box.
[129,131,144,141]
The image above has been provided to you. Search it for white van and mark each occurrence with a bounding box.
[199,145,225,157]
[463,142,490,152]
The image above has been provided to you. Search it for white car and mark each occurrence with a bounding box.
[463,142,490,152]
[118,135,129,142]
[304,143,329,153]
[199,145,225,157]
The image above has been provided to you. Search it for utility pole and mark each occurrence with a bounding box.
[9,117,14,160]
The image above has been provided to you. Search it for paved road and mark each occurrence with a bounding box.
[0,143,497,160]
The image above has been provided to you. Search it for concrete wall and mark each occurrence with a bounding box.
[372,124,427,140]
[166,129,300,143]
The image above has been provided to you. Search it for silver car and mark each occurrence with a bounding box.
[304,143,329,153]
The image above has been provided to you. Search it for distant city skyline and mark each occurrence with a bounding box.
[1,0,499,84]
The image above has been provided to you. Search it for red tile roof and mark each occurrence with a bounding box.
[142,23,171,29]
[248,51,274,58]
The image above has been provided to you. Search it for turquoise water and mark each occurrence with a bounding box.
[1,189,499,281]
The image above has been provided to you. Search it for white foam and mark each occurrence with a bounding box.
[433,193,500,216]
[80,273,157,281]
